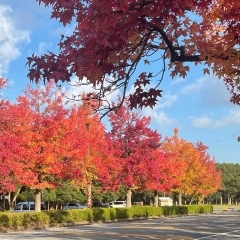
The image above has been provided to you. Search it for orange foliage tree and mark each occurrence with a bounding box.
[63,98,116,207]
[162,128,205,205]
[191,142,222,203]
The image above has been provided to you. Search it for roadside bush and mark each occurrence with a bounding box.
[0,204,213,229]
[116,208,128,219]
[162,206,182,216]
[145,206,163,217]
[70,209,93,222]
[0,213,11,228]
[22,212,50,227]
[186,204,213,214]
[45,210,72,223]
[126,206,147,218]
[92,208,116,221]
[178,206,188,215]
[8,213,24,228]
[45,209,93,224]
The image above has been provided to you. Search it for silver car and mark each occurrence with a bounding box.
[62,202,87,210]
[11,201,46,212]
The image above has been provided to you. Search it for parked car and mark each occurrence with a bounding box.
[92,202,109,208]
[11,201,46,212]
[62,202,87,210]
[108,201,126,208]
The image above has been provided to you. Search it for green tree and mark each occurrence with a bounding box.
[17,188,35,202]
[43,189,57,210]
[216,163,240,205]
[55,183,87,207]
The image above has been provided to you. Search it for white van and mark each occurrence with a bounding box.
[11,201,46,212]
[108,201,126,208]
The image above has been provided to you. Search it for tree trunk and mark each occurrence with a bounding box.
[35,189,41,212]
[220,196,222,205]
[7,192,11,210]
[86,123,92,208]
[126,189,132,208]
[154,190,159,207]
[178,192,182,206]
[9,188,21,210]
[87,182,92,208]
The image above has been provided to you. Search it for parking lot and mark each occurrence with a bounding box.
[0,211,240,239]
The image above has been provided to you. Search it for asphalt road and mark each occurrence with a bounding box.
[1,211,240,240]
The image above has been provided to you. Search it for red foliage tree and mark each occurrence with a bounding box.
[107,99,176,207]
[0,81,69,211]
[0,78,19,192]
[27,0,240,116]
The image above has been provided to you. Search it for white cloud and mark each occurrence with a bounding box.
[127,87,177,125]
[2,0,53,31]
[0,4,30,76]
[157,92,178,108]
[64,76,119,107]
[36,42,53,55]
[200,77,231,108]
[189,116,212,128]
[189,110,240,129]
[170,77,185,85]
[181,77,206,95]
[213,110,240,128]
[143,107,175,125]
[180,74,231,108]
[153,111,175,125]
[50,24,77,37]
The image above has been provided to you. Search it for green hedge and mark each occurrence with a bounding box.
[92,208,116,221]
[0,205,213,229]
[0,212,50,229]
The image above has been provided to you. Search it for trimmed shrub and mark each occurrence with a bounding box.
[8,213,25,228]
[45,210,73,223]
[92,208,116,221]
[178,206,188,215]
[145,206,163,217]
[162,206,181,216]
[70,209,93,222]
[0,213,11,228]
[0,204,213,229]
[186,204,213,214]
[125,206,147,218]
[22,212,50,227]
[116,208,128,219]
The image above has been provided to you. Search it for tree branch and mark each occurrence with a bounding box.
[150,25,202,62]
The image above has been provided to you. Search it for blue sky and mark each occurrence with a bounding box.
[1,1,240,163]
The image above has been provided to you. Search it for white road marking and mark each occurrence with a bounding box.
[195,230,240,239]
